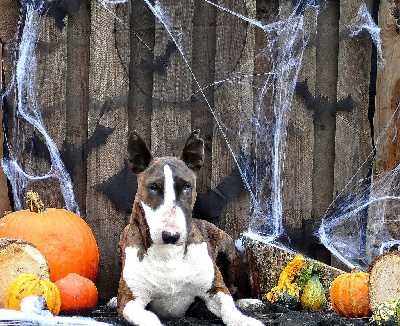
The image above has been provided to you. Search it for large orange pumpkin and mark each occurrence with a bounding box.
[55,273,98,311]
[0,191,99,282]
[330,266,371,318]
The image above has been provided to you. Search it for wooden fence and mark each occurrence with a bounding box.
[0,0,399,299]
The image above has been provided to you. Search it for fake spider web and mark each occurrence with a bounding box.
[2,0,398,273]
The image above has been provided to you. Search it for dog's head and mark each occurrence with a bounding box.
[128,130,204,247]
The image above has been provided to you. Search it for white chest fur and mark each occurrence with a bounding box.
[123,242,215,317]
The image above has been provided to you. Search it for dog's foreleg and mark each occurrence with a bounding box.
[123,298,163,326]
[204,292,264,326]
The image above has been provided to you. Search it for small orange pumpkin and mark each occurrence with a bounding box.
[55,273,98,311]
[5,274,61,315]
[0,191,99,282]
[330,266,371,318]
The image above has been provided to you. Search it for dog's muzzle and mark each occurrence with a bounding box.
[162,231,180,244]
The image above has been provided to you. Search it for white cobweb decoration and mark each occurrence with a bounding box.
[319,104,400,270]
[2,0,395,273]
[2,4,79,214]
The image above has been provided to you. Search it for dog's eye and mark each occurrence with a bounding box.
[182,183,191,194]
[149,183,159,191]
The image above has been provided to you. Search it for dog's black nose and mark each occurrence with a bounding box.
[162,231,180,244]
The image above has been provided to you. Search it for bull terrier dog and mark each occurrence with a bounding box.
[117,130,263,326]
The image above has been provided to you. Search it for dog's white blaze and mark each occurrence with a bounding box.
[141,164,187,245]
[163,165,175,205]
[123,242,214,320]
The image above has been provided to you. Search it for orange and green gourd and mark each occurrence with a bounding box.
[369,300,400,324]
[266,254,306,309]
[0,190,99,282]
[5,273,61,315]
[300,265,326,310]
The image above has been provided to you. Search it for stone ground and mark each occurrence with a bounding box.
[85,300,392,326]
[3,299,395,325]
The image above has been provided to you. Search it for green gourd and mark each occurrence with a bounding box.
[370,300,399,325]
[275,284,301,309]
[395,300,400,325]
[300,265,326,310]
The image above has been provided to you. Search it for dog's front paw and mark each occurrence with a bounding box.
[125,309,163,326]
[228,314,264,326]
[123,300,163,326]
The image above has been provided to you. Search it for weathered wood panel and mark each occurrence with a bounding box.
[0,0,19,206]
[332,0,374,270]
[367,0,400,262]
[0,0,390,299]
[336,0,374,191]
[213,0,255,239]
[66,0,90,213]
[150,0,194,157]
[191,0,216,195]
[282,2,317,259]
[87,1,129,298]
[312,1,339,226]
[0,44,11,216]
[128,0,154,140]
[33,14,68,208]
[0,0,19,90]
[374,0,400,171]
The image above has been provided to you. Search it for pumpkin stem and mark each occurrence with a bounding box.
[351,266,360,274]
[26,190,46,213]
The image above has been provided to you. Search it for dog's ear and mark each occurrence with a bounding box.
[128,130,153,174]
[181,129,204,173]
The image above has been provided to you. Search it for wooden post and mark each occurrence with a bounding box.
[128,0,154,140]
[213,0,255,239]
[66,0,90,213]
[333,0,374,269]
[150,1,194,157]
[87,0,129,299]
[367,0,400,262]
[0,0,21,215]
[191,0,216,196]
[0,43,12,216]
[281,1,319,261]
[374,0,400,171]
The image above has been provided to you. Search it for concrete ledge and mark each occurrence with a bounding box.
[246,239,346,310]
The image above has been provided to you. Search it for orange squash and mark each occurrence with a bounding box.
[55,273,98,311]
[5,274,61,315]
[0,191,99,282]
[330,266,371,318]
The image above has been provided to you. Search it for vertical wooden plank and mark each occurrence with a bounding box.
[374,0,400,171]
[303,0,340,264]
[0,0,19,95]
[333,0,373,269]
[312,0,339,229]
[249,0,277,238]
[66,0,90,213]
[335,0,373,198]
[213,0,255,239]
[191,0,216,195]
[88,0,129,299]
[128,0,154,140]
[150,0,194,157]
[367,0,400,261]
[281,3,318,259]
[0,43,12,216]
[0,0,19,196]
[34,15,68,208]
